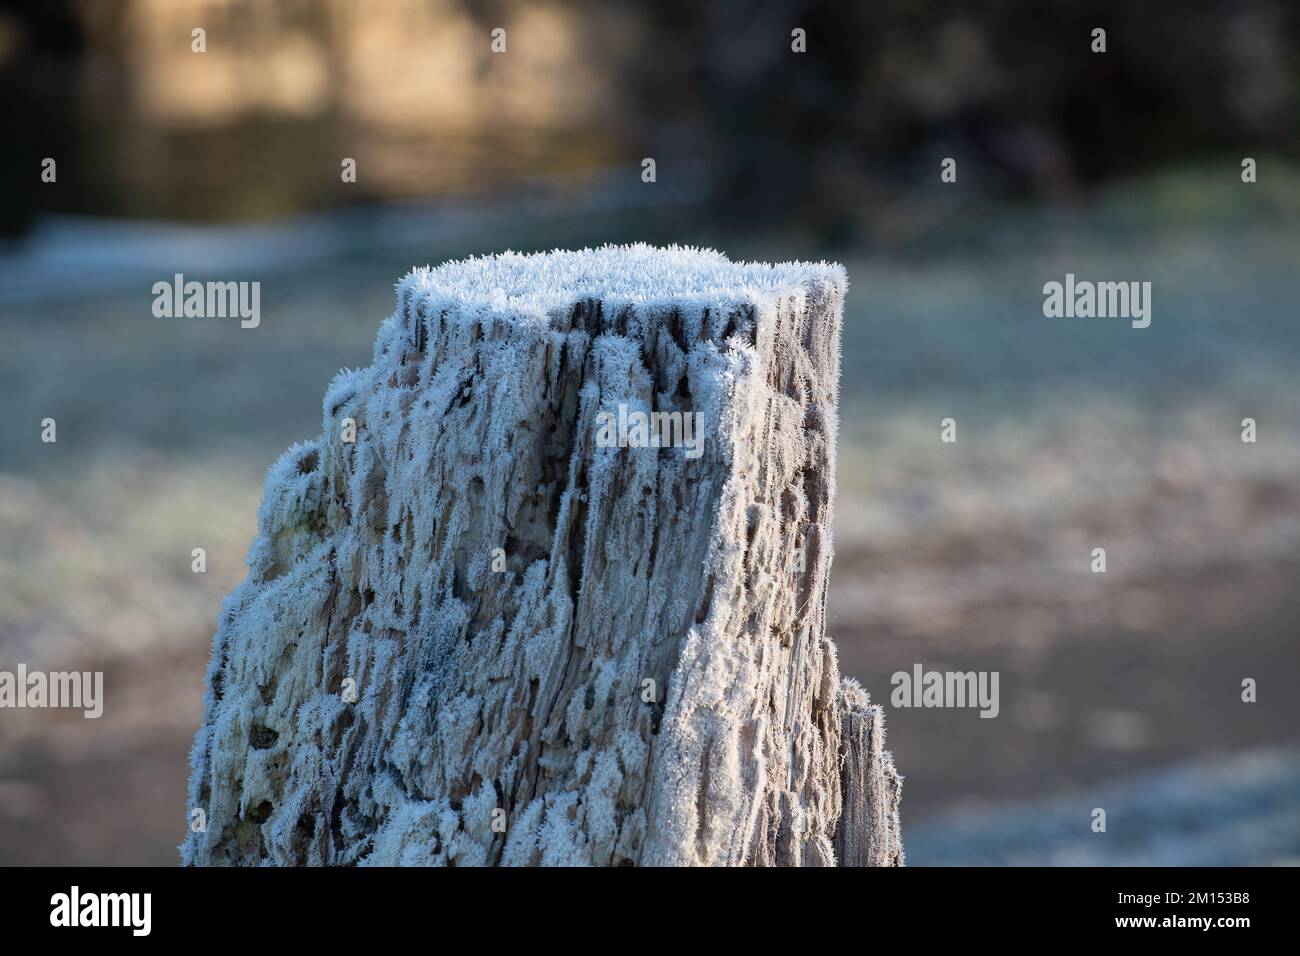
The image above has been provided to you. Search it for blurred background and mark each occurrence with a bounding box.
[1,0,1298,865]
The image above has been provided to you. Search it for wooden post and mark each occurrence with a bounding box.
[183,245,902,866]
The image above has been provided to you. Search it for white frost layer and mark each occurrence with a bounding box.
[398,242,847,320]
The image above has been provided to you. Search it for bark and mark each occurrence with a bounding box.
[183,245,902,866]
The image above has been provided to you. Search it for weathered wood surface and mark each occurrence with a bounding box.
[834,681,905,866]
[183,245,902,866]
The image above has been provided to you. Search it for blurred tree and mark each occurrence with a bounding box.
[608,0,1298,234]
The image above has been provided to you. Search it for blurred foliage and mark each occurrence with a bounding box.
[622,0,1298,233]
[1,0,1297,236]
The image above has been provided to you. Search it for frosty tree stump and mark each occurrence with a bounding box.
[184,244,902,866]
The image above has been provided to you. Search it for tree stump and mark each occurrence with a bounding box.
[183,244,902,866]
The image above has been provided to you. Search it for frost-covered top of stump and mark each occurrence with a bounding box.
[397,243,847,324]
